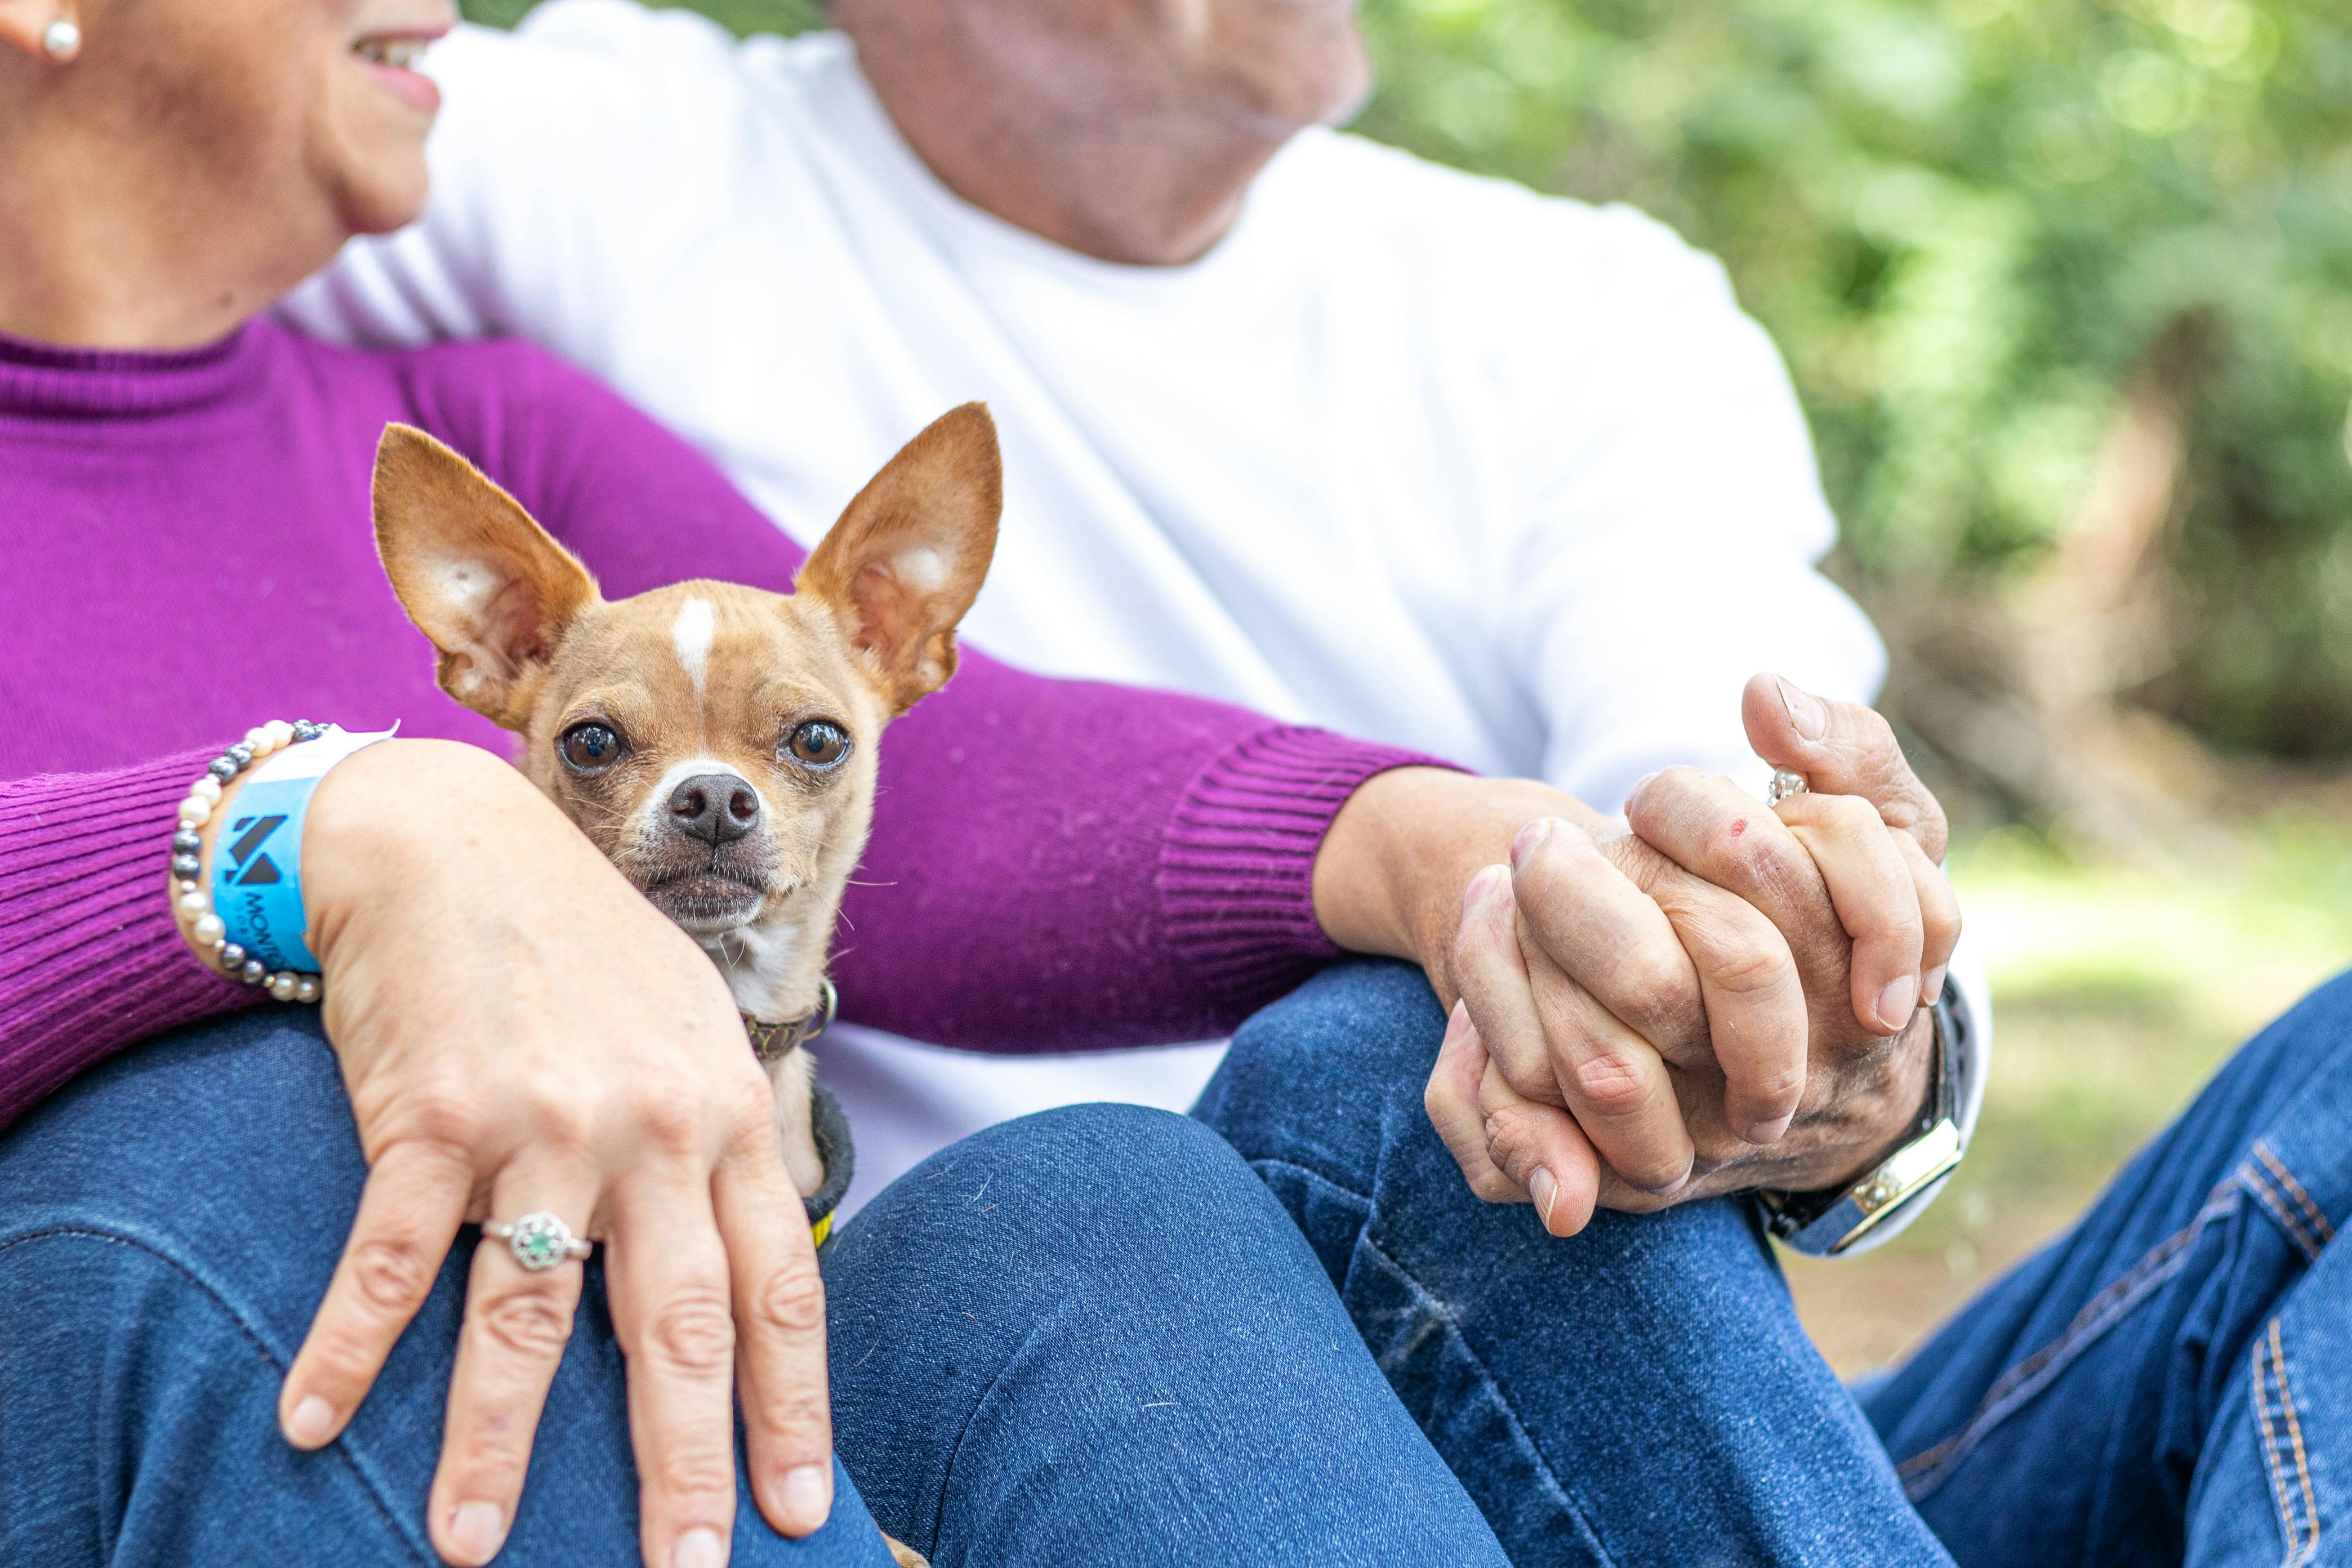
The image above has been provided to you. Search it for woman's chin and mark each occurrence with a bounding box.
[327,144,434,238]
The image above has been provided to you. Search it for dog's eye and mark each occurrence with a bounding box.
[559,722,626,772]
[782,719,850,770]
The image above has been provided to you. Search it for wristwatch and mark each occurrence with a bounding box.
[1757,979,1975,1258]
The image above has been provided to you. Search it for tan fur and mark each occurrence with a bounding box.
[372,407,1000,1217]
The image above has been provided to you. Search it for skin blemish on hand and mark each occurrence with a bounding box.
[1729,818,1749,839]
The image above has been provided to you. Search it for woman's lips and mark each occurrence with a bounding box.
[351,33,445,114]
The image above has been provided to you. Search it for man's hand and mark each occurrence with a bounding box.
[1313,675,1961,1236]
[1429,676,1960,1232]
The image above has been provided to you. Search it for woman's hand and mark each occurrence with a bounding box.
[229,739,830,1568]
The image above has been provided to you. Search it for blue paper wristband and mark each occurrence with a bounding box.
[211,773,327,973]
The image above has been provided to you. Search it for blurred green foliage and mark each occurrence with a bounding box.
[1355,0,2352,756]
[462,0,2352,753]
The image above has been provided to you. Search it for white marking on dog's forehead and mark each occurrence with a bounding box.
[671,596,717,697]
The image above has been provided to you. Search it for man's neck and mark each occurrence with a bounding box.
[840,7,1298,268]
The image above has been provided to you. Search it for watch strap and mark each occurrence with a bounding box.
[1759,979,1971,1257]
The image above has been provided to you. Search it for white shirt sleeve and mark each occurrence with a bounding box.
[279,0,751,359]
[1497,202,1886,816]
[1495,203,1991,1246]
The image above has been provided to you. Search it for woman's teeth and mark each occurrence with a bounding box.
[353,38,427,68]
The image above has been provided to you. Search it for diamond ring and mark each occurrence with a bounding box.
[1766,769,1810,807]
[485,1211,593,1272]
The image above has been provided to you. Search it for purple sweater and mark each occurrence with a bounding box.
[0,322,1433,1133]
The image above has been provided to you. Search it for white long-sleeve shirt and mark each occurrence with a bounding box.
[285,0,1987,1223]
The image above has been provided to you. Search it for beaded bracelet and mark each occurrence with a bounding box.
[169,720,327,1005]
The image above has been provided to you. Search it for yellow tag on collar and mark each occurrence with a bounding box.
[809,1210,834,1248]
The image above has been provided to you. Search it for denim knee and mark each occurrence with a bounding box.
[1196,959,1441,1197]
[0,1008,371,1358]
[835,1100,1281,1280]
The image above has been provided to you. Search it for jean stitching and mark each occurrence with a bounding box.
[2272,1318,2323,1567]
[2253,1141,2336,1246]
[0,1224,434,1568]
[2255,1329,2303,1566]
[1240,1155,1622,1568]
[2242,1161,2327,1263]
[1895,1183,2239,1496]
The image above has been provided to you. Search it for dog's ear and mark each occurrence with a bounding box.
[372,424,599,729]
[797,402,1001,714]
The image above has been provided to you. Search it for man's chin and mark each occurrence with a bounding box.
[643,874,768,936]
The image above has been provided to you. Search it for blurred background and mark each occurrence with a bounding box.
[462,0,2352,1372]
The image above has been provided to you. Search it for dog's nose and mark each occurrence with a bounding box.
[667,773,761,846]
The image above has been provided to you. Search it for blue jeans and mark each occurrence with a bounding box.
[0,1010,1508,1567]
[1199,960,2352,1567]
[8,966,2347,1566]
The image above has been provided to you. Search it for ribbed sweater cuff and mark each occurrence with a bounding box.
[1160,726,1464,1014]
[0,749,252,1134]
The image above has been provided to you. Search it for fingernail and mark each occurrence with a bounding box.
[286,1394,335,1446]
[1528,1166,1560,1233]
[1625,771,1661,810]
[1509,817,1552,870]
[1442,999,1472,1048]
[1878,977,1918,1033]
[672,1527,726,1568]
[1775,676,1828,742]
[1747,1112,1794,1146]
[778,1463,833,1536]
[448,1501,505,1565]
[1921,965,1948,1006]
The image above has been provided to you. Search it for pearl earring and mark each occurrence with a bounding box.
[42,17,81,60]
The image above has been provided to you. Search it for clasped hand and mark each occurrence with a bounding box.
[1418,676,1961,1235]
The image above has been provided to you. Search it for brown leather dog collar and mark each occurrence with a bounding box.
[742,977,850,1247]
[741,976,839,1067]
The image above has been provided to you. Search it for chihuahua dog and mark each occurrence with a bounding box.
[371,407,1000,1568]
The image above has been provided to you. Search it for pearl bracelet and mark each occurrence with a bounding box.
[169,720,327,1004]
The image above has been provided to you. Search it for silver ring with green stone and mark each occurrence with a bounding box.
[486,1211,593,1272]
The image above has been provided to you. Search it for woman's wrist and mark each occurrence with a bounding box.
[1312,768,1606,991]
[300,738,548,966]
[166,720,341,995]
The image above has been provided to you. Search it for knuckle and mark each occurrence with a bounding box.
[750,1262,828,1340]
[1853,706,1899,758]
[647,1284,737,1375]
[652,1440,739,1506]
[1495,1052,1557,1106]
[405,1084,485,1150]
[1599,950,1695,1035]
[1825,794,1882,836]
[1704,937,1795,999]
[635,1087,707,1153]
[1743,1064,1808,1119]
[1480,1107,1545,1182]
[520,1091,597,1156]
[721,1075,781,1147]
[746,1375,831,1451]
[1567,1051,1652,1121]
[449,1420,533,1479]
[479,1286,576,1359]
[348,1233,438,1315]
